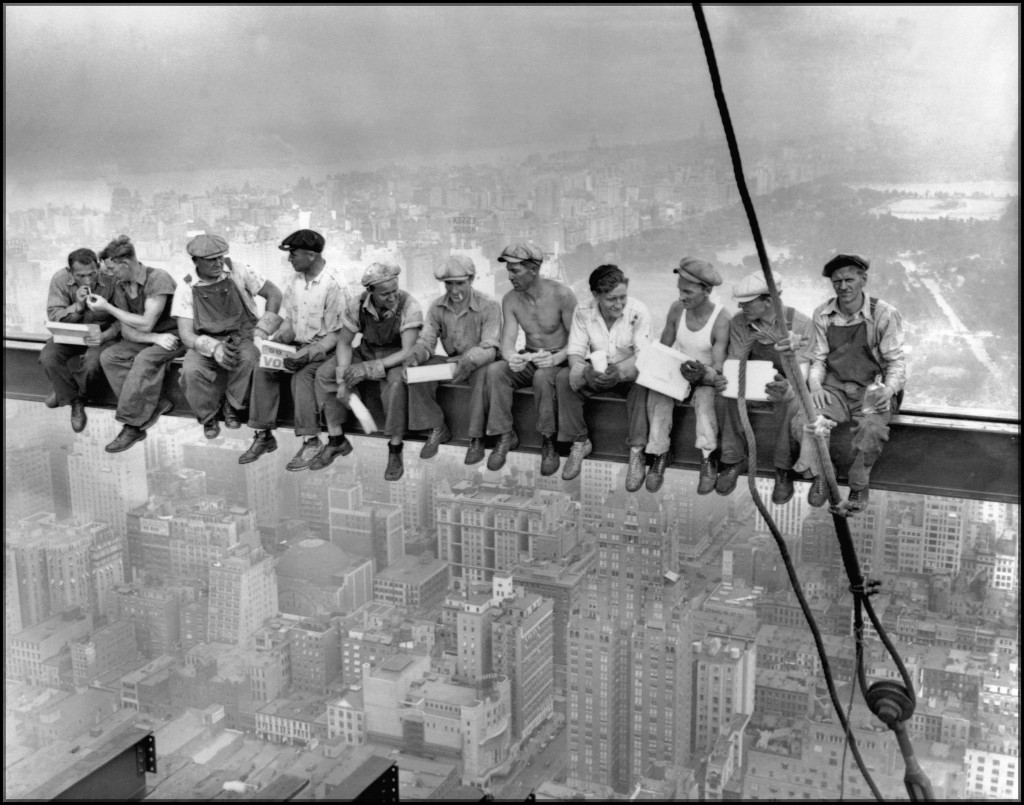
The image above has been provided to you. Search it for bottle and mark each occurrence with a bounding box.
[862,374,886,414]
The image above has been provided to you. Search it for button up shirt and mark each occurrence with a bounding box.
[340,291,424,336]
[566,297,652,365]
[414,288,501,368]
[170,260,267,320]
[281,266,347,345]
[46,268,115,324]
[808,294,907,393]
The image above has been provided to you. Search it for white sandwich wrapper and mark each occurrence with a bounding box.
[405,362,455,384]
[587,350,608,374]
[347,392,378,434]
[255,337,298,372]
[721,359,776,401]
[635,342,692,401]
[45,321,100,346]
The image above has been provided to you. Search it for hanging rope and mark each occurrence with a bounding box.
[691,4,933,801]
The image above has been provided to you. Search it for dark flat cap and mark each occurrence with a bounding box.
[674,256,722,287]
[279,229,325,253]
[498,242,544,264]
[823,253,870,277]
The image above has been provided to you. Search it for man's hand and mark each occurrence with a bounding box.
[342,362,369,385]
[448,354,475,383]
[508,353,529,373]
[213,341,239,369]
[283,349,311,372]
[83,330,103,347]
[587,365,617,391]
[153,333,180,352]
[765,373,791,402]
[681,360,705,384]
[85,294,109,313]
[404,352,421,369]
[711,373,728,394]
[809,385,832,409]
[774,331,809,355]
[74,285,91,307]
[531,349,555,369]
[569,362,588,392]
[602,363,621,385]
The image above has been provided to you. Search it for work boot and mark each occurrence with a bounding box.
[420,424,451,459]
[646,451,673,493]
[807,475,828,508]
[239,430,277,464]
[465,438,486,466]
[487,432,518,472]
[286,438,322,472]
[45,392,59,409]
[540,436,560,477]
[562,437,592,481]
[715,462,742,496]
[310,437,353,471]
[772,469,795,505]
[203,416,221,440]
[222,399,242,429]
[70,399,88,433]
[846,488,870,512]
[625,447,646,492]
[142,398,174,430]
[385,443,405,482]
[105,425,146,453]
[697,454,718,496]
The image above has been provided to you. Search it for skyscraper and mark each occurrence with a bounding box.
[207,545,277,648]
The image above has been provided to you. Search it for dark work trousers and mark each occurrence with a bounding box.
[179,339,260,424]
[100,340,186,428]
[716,394,799,470]
[555,368,648,447]
[484,360,559,438]
[317,347,407,439]
[39,338,114,405]
[249,356,327,438]
[406,356,489,436]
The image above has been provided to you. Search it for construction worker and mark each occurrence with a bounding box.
[791,254,907,512]
[318,262,423,481]
[172,233,283,439]
[40,247,120,433]
[240,229,347,470]
[90,235,184,452]
[404,255,501,461]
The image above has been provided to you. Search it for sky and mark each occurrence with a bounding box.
[4,5,1019,182]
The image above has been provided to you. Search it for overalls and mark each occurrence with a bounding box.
[180,274,260,424]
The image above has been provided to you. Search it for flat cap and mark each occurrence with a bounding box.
[186,233,229,259]
[278,229,325,253]
[434,254,476,281]
[361,262,401,287]
[732,272,782,303]
[674,256,722,287]
[822,253,870,278]
[497,242,544,264]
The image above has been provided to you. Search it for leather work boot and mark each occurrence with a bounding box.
[222,399,242,429]
[203,416,221,440]
[45,392,59,409]
[310,437,353,471]
[142,398,174,430]
[562,438,592,481]
[697,454,718,496]
[464,438,486,465]
[772,469,795,505]
[420,425,451,459]
[239,431,277,464]
[70,399,88,433]
[487,432,518,471]
[286,438,323,472]
[807,474,828,508]
[646,451,673,493]
[624,447,647,492]
[846,488,870,512]
[385,444,405,481]
[105,425,146,453]
[540,436,560,477]
[715,462,742,496]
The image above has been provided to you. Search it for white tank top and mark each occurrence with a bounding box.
[673,302,718,364]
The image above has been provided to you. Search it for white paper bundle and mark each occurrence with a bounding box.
[405,362,455,384]
[587,350,608,373]
[721,359,776,401]
[46,321,100,346]
[635,342,692,401]
[255,338,297,372]
[347,392,378,434]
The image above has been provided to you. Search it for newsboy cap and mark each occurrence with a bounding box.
[361,262,401,287]
[434,254,477,281]
[732,272,782,303]
[497,242,544,264]
[186,233,229,259]
[674,257,722,287]
[822,253,870,278]
[278,229,325,253]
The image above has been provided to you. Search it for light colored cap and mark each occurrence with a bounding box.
[434,255,476,281]
[361,262,401,287]
[186,234,229,259]
[732,272,782,303]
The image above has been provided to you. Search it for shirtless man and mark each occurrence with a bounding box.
[482,242,577,475]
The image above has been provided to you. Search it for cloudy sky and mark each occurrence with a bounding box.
[4,5,1019,180]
